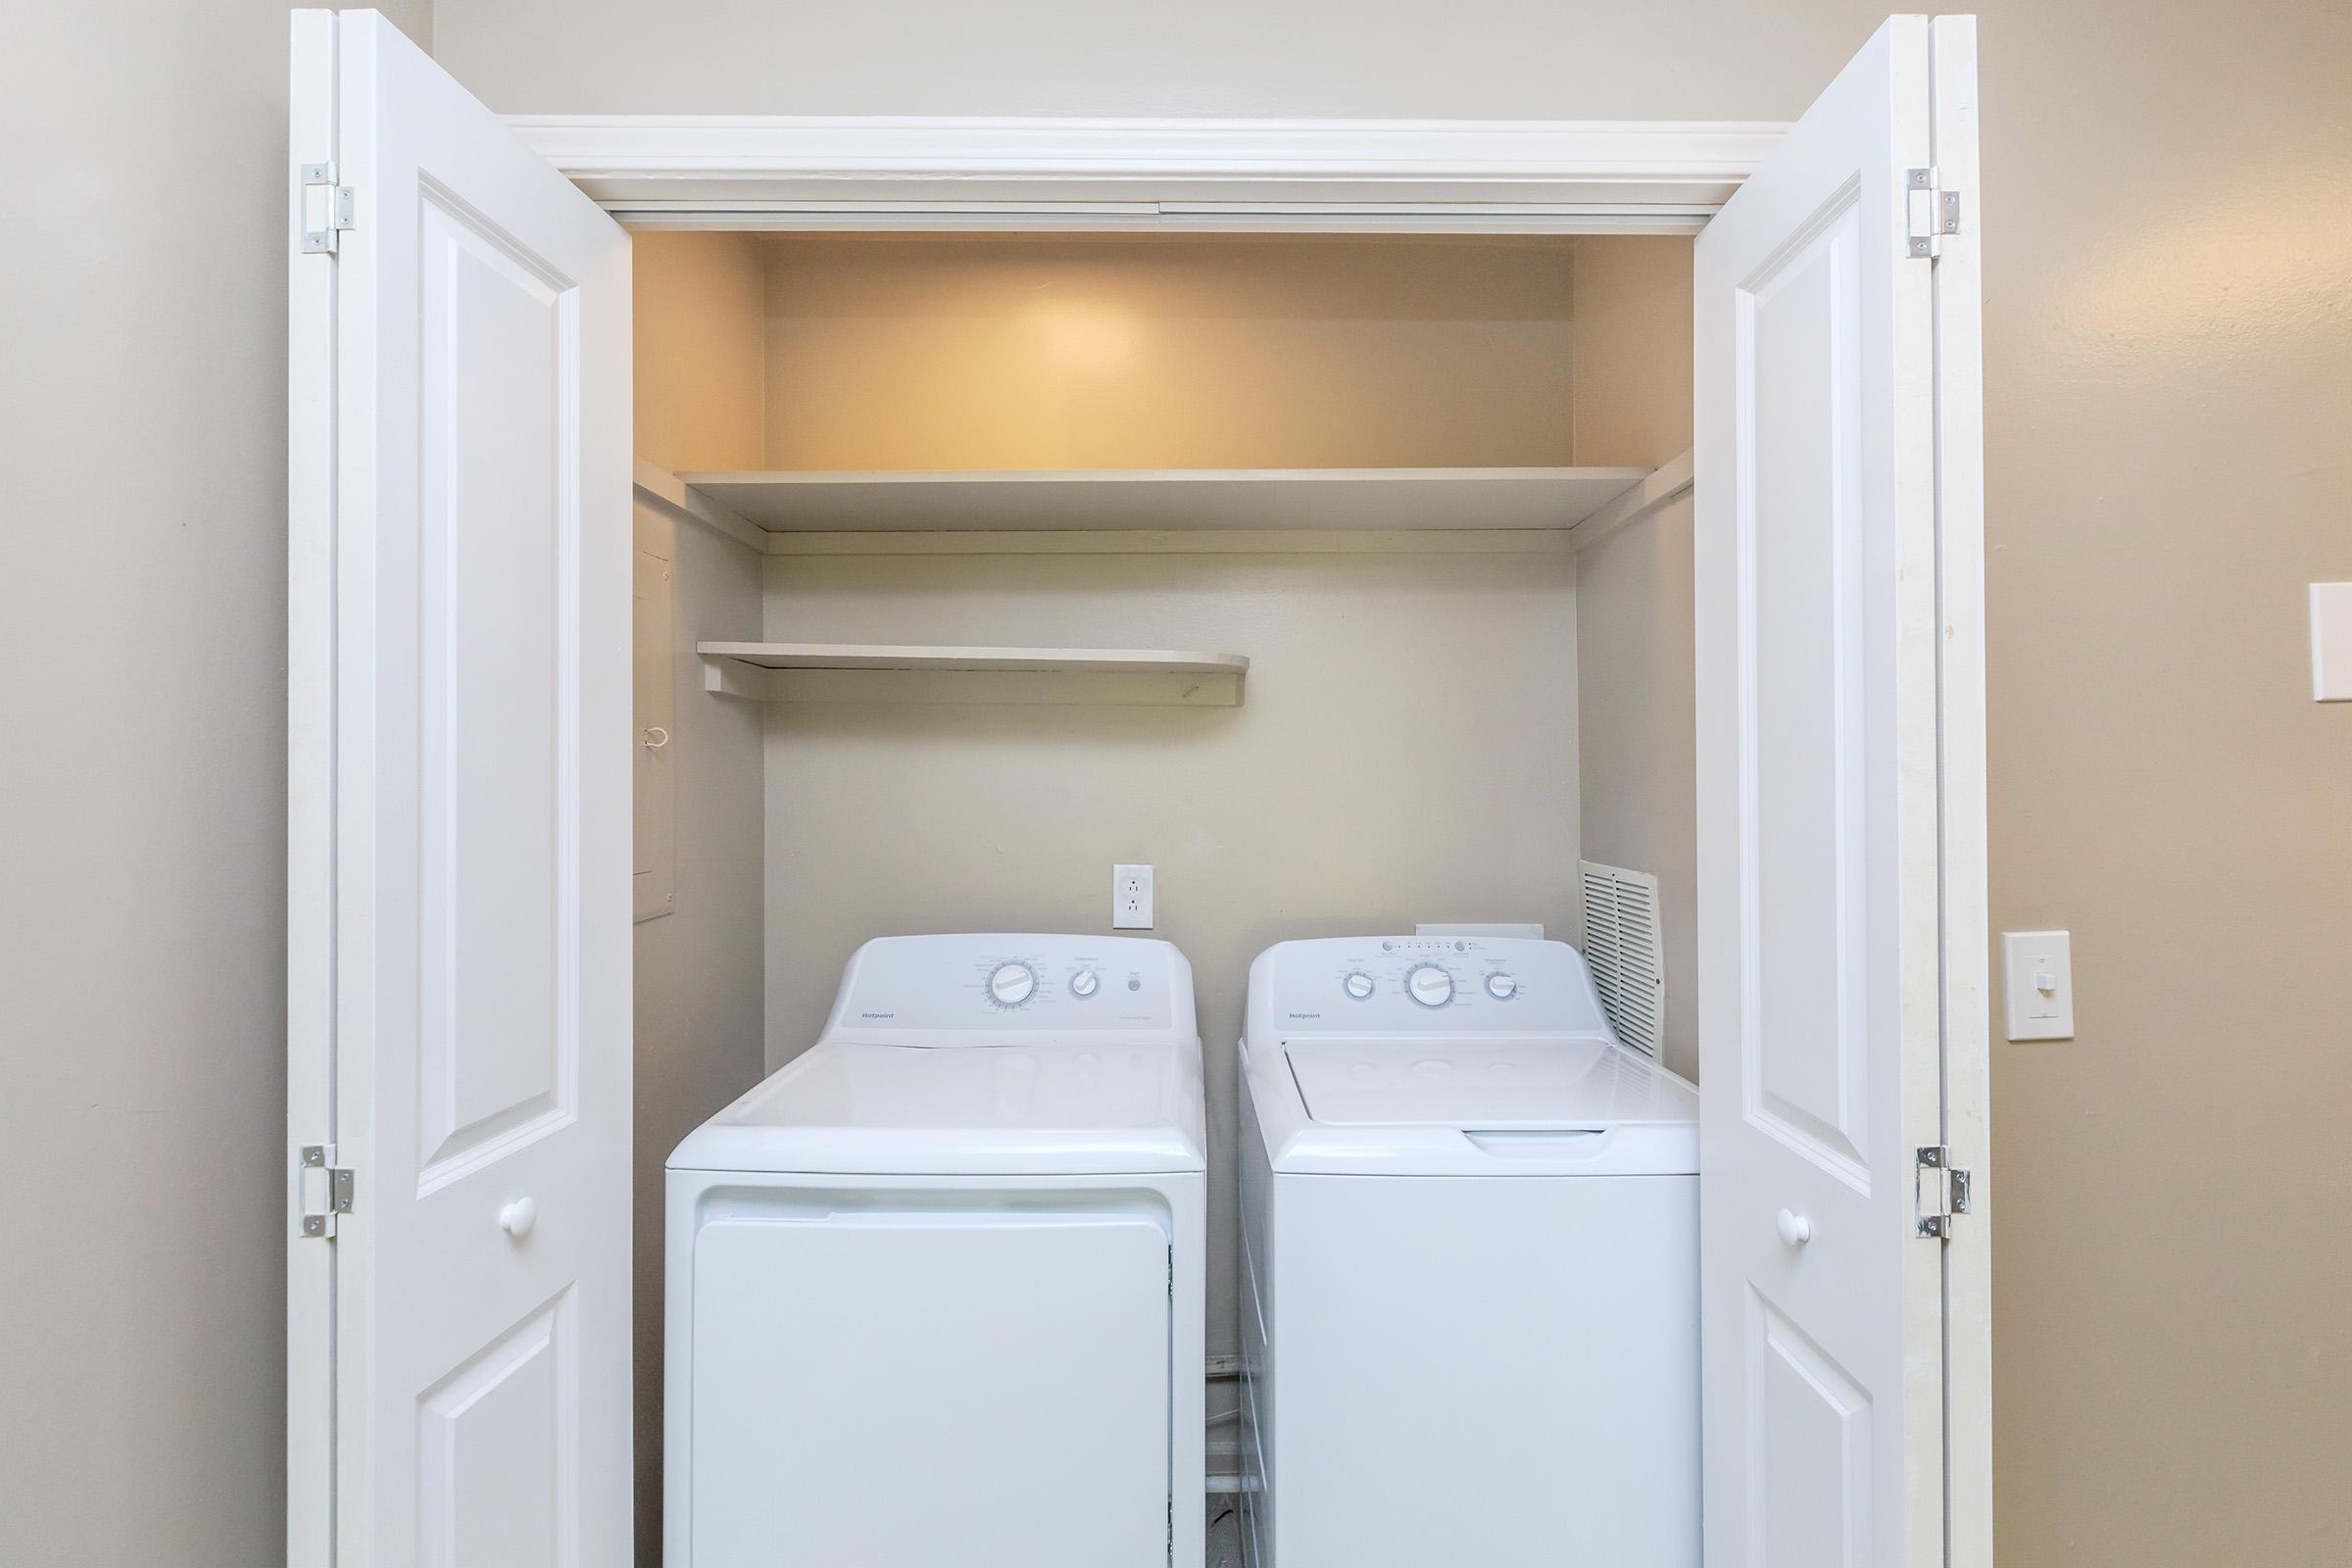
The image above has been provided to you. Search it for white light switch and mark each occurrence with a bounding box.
[2312,583,2352,702]
[2002,930,2075,1042]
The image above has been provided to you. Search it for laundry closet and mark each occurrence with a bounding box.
[286,12,1987,1567]
[626,226,1701,1551]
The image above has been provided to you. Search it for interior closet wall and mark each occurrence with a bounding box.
[1568,237,1699,1080]
[756,236,1580,468]
[730,235,1592,1367]
[628,233,771,1558]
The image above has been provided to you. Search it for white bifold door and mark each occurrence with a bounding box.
[1694,15,1988,1568]
[287,10,634,1566]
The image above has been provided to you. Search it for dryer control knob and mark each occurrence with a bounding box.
[1344,971,1375,1000]
[1406,963,1454,1008]
[1487,972,1518,1000]
[989,961,1037,1006]
[1070,968,1101,999]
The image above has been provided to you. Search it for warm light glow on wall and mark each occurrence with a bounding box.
[1018,293,1145,372]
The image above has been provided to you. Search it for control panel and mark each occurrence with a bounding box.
[821,933,1196,1042]
[1252,935,1613,1037]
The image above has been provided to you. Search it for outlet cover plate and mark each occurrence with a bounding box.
[1112,863,1154,930]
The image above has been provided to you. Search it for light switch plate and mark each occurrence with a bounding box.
[2001,930,2075,1042]
[2312,583,2352,701]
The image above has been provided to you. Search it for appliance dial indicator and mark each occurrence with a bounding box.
[988,961,1037,1006]
[1070,968,1101,999]
[1406,963,1454,1007]
[1487,972,1518,1000]
[1344,972,1375,1000]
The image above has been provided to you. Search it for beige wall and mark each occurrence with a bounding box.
[757,235,1576,469]
[1568,235,1698,1082]
[634,230,768,473]
[6,3,2344,1565]
[1569,237,1695,470]
[627,233,771,1561]
[0,4,428,1564]
[1575,493,1699,1082]
[432,4,2352,1562]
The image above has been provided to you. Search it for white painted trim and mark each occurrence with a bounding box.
[632,459,764,553]
[509,116,1786,231]
[1565,448,1695,552]
[1930,18,1994,1568]
[285,14,336,1567]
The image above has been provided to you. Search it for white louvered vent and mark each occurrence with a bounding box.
[1580,860,1666,1059]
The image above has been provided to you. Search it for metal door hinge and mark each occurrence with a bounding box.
[299,1143,355,1238]
[1915,1145,1972,1238]
[299,163,356,254]
[1905,168,1962,258]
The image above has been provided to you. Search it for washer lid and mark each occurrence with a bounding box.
[1256,1037,1696,1176]
[669,1040,1207,1176]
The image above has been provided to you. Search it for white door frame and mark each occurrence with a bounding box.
[506,96,1988,1567]
[506,115,1787,233]
[266,74,1977,1568]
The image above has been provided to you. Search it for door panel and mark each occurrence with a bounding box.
[1745,191,1871,1189]
[1695,15,1983,1567]
[289,10,633,1565]
[417,1292,576,1568]
[415,186,577,1183]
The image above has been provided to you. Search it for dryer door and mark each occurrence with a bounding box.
[683,1187,1172,1568]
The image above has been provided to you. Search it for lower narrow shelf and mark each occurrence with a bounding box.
[698,642,1250,707]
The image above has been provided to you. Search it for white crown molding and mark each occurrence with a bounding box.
[510,116,1786,232]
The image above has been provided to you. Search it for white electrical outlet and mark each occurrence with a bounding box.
[1112,864,1154,929]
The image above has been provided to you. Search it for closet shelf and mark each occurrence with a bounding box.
[698,642,1250,708]
[677,466,1652,536]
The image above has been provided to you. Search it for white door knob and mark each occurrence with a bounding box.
[1775,1207,1812,1248]
[499,1197,538,1240]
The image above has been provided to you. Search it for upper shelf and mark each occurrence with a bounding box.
[676,466,1652,535]
[698,641,1249,707]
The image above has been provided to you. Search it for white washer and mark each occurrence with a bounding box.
[1238,935,1698,1568]
[666,934,1206,1568]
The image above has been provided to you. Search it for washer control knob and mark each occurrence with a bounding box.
[989,961,1037,1006]
[1406,963,1454,1008]
[1070,968,1101,999]
[1344,971,1375,1000]
[1486,972,1518,1001]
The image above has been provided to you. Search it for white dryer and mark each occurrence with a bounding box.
[666,934,1206,1568]
[1238,935,1698,1568]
